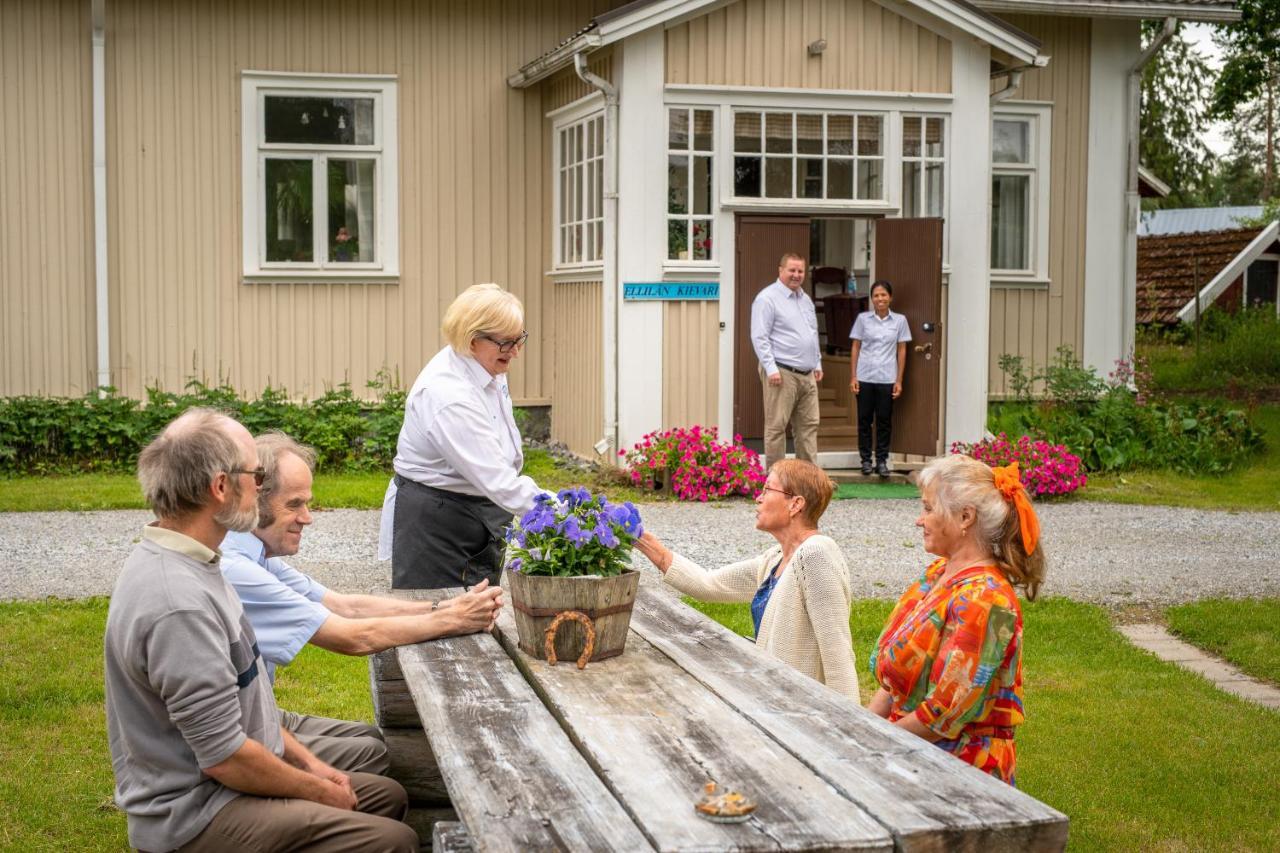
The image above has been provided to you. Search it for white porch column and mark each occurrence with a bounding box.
[945,36,993,446]
[615,29,667,450]
[1084,18,1139,374]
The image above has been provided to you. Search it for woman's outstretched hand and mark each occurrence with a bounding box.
[634,532,673,574]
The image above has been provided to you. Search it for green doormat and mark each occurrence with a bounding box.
[835,482,919,500]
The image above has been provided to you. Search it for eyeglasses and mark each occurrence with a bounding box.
[480,331,529,353]
[230,467,267,487]
[761,485,796,499]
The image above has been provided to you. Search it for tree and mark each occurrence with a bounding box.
[1141,22,1215,207]
[1211,0,1280,199]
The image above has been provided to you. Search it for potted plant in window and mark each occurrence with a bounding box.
[503,489,644,668]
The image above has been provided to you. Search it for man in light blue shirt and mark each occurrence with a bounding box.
[222,432,504,774]
[750,253,824,468]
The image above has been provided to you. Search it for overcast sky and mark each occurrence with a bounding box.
[1181,22,1230,156]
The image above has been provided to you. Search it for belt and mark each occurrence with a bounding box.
[775,362,814,376]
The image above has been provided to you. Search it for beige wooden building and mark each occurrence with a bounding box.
[2,0,1238,463]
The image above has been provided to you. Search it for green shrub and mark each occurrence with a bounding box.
[0,374,411,475]
[992,347,1262,475]
[1139,307,1280,395]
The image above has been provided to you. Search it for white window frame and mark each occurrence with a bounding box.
[665,105,717,265]
[1245,253,1280,316]
[728,108,889,205]
[552,102,605,271]
[991,103,1051,285]
[240,72,399,282]
[901,113,947,218]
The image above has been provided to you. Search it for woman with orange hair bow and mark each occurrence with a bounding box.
[868,455,1045,785]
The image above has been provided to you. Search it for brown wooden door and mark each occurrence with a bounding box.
[734,215,812,440]
[873,218,944,457]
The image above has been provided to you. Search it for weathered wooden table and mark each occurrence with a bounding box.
[370,585,1068,852]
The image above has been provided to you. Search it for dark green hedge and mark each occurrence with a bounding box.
[0,372,407,474]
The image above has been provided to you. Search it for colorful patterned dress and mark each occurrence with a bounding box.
[870,558,1025,784]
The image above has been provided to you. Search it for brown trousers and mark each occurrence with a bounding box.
[281,710,390,776]
[760,365,820,469]
[176,772,417,853]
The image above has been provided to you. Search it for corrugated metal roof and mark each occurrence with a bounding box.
[1138,206,1264,236]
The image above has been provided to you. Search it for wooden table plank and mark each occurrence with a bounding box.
[629,590,1069,852]
[492,603,893,852]
[394,593,653,853]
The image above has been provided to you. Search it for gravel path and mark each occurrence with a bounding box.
[2,500,1277,605]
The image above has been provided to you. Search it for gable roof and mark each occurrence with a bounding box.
[1136,227,1261,324]
[509,0,1046,88]
[972,0,1239,23]
[1175,220,1280,323]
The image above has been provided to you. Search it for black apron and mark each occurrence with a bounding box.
[391,475,512,590]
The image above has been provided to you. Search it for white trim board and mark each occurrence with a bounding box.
[1176,221,1280,323]
[510,0,1045,87]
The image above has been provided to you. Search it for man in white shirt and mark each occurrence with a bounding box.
[750,253,824,469]
[221,432,503,774]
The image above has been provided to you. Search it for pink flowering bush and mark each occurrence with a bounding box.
[619,425,766,502]
[951,433,1087,498]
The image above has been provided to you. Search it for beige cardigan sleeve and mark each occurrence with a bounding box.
[791,539,859,699]
[662,549,775,604]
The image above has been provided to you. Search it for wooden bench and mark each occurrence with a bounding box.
[371,586,1068,852]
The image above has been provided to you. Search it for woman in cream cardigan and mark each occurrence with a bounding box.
[634,459,859,701]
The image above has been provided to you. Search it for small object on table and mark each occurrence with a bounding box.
[695,780,757,823]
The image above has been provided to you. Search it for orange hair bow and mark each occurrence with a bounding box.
[991,462,1040,555]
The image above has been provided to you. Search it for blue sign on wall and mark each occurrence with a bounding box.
[623,282,720,301]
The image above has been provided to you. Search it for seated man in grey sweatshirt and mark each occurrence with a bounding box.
[220,430,503,774]
[104,408,417,852]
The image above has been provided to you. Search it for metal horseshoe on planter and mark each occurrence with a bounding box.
[544,610,596,670]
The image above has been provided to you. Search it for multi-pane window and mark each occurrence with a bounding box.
[902,115,945,219]
[557,114,605,266]
[667,107,715,261]
[242,74,398,279]
[991,116,1035,272]
[732,110,885,201]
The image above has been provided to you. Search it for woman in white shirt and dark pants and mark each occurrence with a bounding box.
[379,284,548,589]
[849,280,911,477]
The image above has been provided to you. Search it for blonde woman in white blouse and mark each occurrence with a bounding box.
[634,460,859,702]
[378,283,549,590]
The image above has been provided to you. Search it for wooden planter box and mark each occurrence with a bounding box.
[505,569,639,665]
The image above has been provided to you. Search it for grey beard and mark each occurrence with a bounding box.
[215,495,260,533]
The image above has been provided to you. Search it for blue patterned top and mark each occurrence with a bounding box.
[750,560,784,638]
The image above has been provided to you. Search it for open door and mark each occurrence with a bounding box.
[873,218,944,457]
[733,215,811,440]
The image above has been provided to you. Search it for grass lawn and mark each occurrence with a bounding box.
[6,599,1279,850]
[0,598,373,851]
[834,481,919,500]
[1079,403,1280,512]
[1166,597,1280,684]
[686,597,1280,851]
[0,448,659,513]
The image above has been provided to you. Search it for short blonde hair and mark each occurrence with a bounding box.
[778,253,806,269]
[441,283,525,353]
[770,459,835,528]
[917,454,1046,600]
